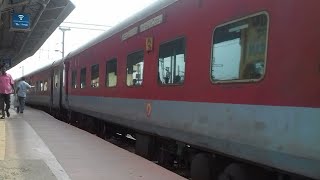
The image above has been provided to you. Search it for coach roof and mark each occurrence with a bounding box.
[65,0,179,60]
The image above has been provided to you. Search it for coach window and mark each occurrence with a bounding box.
[40,81,44,91]
[91,64,99,88]
[38,81,40,92]
[105,58,117,87]
[71,70,77,88]
[27,80,32,93]
[63,66,65,87]
[44,81,48,91]
[54,72,59,88]
[158,38,185,85]
[80,67,86,88]
[35,81,39,92]
[211,13,268,82]
[127,51,144,86]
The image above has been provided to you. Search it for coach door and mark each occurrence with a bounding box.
[58,67,63,109]
[64,62,70,105]
[50,69,54,109]
[52,69,60,108]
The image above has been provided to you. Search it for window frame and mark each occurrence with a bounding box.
[80,67,87,89]
[105,58,118,88]
[36,81,40,92]
[54,71,59,88]
[40,81,44,91]
[71,69,77,89]
[90,64,100,88]
[44,81,48,91]
[157,36,187,87]
[126,50,145,87]
[210,11,269,84]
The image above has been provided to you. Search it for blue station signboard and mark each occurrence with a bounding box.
[11,13,30,31]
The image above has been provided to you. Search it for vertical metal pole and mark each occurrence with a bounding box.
[59,27,70,59]
[62,30,65,59]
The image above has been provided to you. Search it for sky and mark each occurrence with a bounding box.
[8,0,158,79]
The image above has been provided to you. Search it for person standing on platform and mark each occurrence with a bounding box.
[0,64,14,119]
[16,77,34,113]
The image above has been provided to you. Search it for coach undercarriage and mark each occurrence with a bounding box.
[28,106,308,180]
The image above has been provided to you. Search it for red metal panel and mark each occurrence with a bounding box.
[64,0,320,108]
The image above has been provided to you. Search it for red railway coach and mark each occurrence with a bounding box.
[25,0,320,179]
[25,64,52,107]
[25,59,64,114]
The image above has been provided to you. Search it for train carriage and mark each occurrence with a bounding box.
[25,65,52,107]
[25,0,320,179]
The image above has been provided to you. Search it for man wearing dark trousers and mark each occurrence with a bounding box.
[16,77,33,113]
[0,64,14,119]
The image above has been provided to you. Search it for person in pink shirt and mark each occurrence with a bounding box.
[0,64,14,119]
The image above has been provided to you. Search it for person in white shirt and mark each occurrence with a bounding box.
[16,77,34,113]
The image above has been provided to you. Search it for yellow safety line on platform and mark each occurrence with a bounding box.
[0,121,5,160]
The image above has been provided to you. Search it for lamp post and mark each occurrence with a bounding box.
[59,26,71,59]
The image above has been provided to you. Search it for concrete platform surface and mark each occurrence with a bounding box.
[0,160,56,180]
[0,107,186,180]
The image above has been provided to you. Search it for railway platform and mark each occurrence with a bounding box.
[0,107,186,180]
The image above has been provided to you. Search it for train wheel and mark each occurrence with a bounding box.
[67,111,72,124]
[100,122,111,140]
[78,115,85,129]
[218,163,248,180]
[158,148,174,169]
[97,120,104,138]
[85,117,96,134]
[191,153,216,180]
